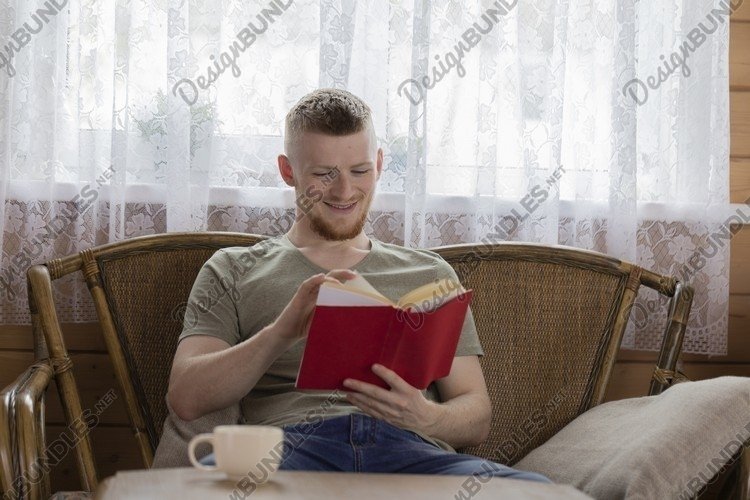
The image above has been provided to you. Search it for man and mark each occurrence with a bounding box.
[161,88,548,481]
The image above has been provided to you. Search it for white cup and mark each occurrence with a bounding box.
[188,425,285,482]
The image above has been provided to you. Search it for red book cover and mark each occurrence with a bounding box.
[295,279,473,390]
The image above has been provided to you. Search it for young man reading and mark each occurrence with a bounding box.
[160,88,549,481]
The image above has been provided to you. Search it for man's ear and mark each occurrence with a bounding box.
[278,154,295,187]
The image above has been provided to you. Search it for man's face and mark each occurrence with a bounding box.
[286,128,383,241]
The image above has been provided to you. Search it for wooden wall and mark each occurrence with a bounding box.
[1,324,138,491]
[1,7,749,494]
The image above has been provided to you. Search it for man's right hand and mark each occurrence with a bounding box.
[168,268,357,421]
[272,269,357,341]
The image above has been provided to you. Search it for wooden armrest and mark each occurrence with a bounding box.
[649,283,694,395]
[0,373,18,498]
[0,361,55,500]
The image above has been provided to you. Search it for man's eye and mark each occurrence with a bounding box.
[312,173,329,177]
[352,170,369,175]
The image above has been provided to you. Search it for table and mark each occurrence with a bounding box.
[94,467,593,499]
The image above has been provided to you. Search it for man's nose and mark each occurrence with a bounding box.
[328,173,354,200]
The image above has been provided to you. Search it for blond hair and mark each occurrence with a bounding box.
[284,88,374,159]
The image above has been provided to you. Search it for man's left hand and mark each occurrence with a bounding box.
[343,364,439,435]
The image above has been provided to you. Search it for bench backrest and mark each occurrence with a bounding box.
[27,233,688,490]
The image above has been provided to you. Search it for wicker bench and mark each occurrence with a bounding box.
[3,232,744,500]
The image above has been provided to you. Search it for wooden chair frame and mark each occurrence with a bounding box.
[2,232,736,500]
[24,233,261,495]
[1,361,54,500]
[0,368,21,497]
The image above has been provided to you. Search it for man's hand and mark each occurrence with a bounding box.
[343,364,440,435]
[272,269,357,341]
[344,357,491,449]
[168,268,356,421]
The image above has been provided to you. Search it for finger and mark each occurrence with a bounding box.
[344,381,409,417]
[325,269,358,283]
[370,364,411,392]
[302,273,327,286]
[346,392,391,420]
[297,273,328,296]
[343,378,396,403]
[326,268,357,277]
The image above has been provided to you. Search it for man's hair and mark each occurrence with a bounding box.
[284,88,374,159]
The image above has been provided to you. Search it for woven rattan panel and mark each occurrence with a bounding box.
[98,247,223,450]
[446,257,625,464]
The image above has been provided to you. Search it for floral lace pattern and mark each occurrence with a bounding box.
[0,1,731,354]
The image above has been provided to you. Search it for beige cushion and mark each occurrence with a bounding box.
[152,401,241,468]
[516,376,750,500]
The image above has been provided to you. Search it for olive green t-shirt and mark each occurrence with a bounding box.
[177,234,484,452]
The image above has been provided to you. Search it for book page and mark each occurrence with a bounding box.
[317,274,395,307]
[338,273,387,298]
[396,278,465,312]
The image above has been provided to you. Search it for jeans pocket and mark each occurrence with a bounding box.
[409,430,440,448]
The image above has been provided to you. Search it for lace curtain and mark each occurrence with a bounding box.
[0,0,732,354]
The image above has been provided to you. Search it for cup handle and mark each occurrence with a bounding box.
[188,433,216,471]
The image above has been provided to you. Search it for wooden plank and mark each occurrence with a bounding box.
[605,360,750,403]
[0,323,107,351]
[0,350,36,385]
[726,294,750,362]
[0,352,116,388]
[0,326,33,350]
[682,361,750,378]
[604,361,654,402]
[732,2,750,21]
[614,349,657,364]
[0,351,130,425]
[731,158,750,203]
[45,381,129,426]
[730,225,750,294]
[731,92,750,157]
[46,425,143,494]
[731,22,750,89]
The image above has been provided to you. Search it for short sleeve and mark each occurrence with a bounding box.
[433,258,484,357]
[177,250,241,346]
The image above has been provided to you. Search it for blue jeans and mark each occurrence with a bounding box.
[198,414,550,482]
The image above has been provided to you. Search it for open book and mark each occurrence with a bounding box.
[295,274,473,390]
